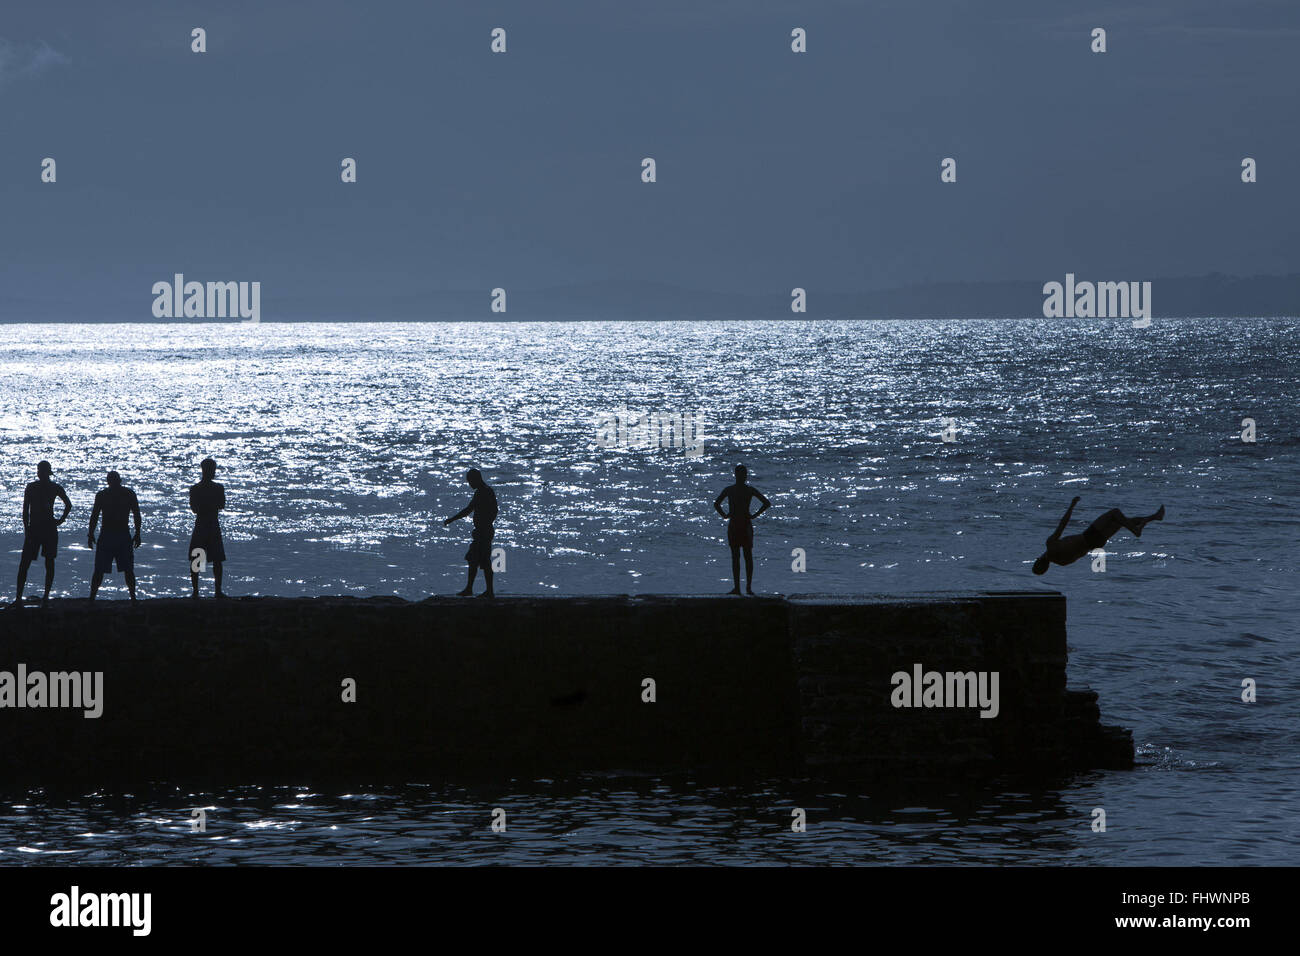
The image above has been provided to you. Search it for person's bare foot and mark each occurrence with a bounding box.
[456,588,474,597]
[746,588,755,596]
[215,591,227,599]
[726,588,741,595]
[1135,505,1165,537]
[478,591,494,599]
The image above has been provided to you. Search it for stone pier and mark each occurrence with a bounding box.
[0,592,1133,785]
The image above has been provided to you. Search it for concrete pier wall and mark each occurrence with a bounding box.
[0,592,1132,785]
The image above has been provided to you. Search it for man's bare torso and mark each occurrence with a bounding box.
[1046,533,1089,566]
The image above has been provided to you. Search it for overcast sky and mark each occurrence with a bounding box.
[1,0,1297,318]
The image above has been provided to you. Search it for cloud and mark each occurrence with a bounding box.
[0,37,69,87]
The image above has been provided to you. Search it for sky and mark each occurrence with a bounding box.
[1,0,1297,319]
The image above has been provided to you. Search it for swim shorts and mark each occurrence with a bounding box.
[465,524,494,566]
[727,519,754,549]
[1082,524,1108,550]
[190,520,227,565]
[21,527,57,561]
[94,530,134,574]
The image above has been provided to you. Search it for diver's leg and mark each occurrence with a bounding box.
[1089,508,1127,542]
[743,545,754,595]
[1132,504,1165,536]
[213,561,225,598]
[728,545,741,595]
[90,571,103,600]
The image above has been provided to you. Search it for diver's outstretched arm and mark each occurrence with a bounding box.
[1049,496,1081,541]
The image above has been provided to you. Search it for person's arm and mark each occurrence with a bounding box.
[216,484,226,511]
[87,494,102,548]
[1049,496,1081,542]
[713,488,729,519]
[444,498,475,526]
[131,491,142,546]
[56,486,71,525]
[22,486,31,532]
[751,489,771,519]
[190,485,199,515]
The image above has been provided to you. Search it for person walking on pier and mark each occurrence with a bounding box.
[714,464,771,595]
[189,457,227,598]
[88,470,142,601]
[14,460,71,606]
[444,468,497,598]
[1032,496,1164,575]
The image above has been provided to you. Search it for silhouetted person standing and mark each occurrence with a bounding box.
[15,460,71,606]
[444,468,497,598]
[88,470,142,601]
[189,457,227,598]
[1032,496,1164,575]
[714,464,770,595]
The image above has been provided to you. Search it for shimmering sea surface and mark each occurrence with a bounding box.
[0,318,1296,865]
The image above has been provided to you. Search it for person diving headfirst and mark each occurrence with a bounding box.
[1032,496,1164,574]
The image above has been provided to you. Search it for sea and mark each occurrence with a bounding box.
[0,318,1295,865]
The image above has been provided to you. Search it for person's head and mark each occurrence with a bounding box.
[201,457,217,479]
[1032,554,1050,575]
[36,460,52,479]
[106,470,122,487]
[466,468,483,489]
[734,464,748,483]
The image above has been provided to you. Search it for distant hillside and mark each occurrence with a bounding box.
[507,275,1300,320]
